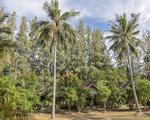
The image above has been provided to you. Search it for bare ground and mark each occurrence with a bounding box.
[31,111,150,120]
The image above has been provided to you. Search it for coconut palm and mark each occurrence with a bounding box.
[37,0,79,118]
[106,13,141,113]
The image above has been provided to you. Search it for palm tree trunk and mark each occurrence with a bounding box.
[126,46,141,113]
[51,42,57,119]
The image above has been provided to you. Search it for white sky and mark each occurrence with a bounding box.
[1,0,150,31]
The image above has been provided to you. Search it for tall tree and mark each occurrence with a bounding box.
[7,12,16,30]
[15,17,30,78]
[0,9,14,75]
[0,9,12,57]
[7,12,17,77]
[143,32,150,80]
[37,0,79,118]
[89,29,110,69]
[106,13,141,113]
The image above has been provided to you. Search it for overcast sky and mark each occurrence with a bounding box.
[1,0,150,31]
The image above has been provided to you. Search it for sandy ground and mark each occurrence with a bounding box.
[31,111,150,120]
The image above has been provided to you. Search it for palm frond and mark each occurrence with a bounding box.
[36,0,79,53]
[107,13,140,59]
[60,10,80,21]
[36,23,54,48]
[132,30,140,35]
[62,22,76,44]
[129,43,138,58]
[36,21,49,27]
[43,0,60,20]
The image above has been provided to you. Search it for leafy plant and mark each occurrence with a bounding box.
[0,75,39,120]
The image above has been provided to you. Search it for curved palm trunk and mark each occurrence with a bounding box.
[126,46,141,113]
[51,42,57,119]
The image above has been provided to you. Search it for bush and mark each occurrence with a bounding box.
[58,72,87,111]
[108,86,126,109]
[0,76,39,120]
[137,79,150,106]
[96,81,111,109]
[17,73,40,108]
[96,81,111,101]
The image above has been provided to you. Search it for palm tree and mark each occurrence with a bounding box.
[106,13,141,113]
[37,0,79,118]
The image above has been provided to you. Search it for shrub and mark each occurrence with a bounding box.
[137,79,150,106]
[96,81,111,109]
[0,76,39,120]
[58,72,87,111]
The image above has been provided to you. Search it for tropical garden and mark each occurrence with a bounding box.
[1,0,150,120]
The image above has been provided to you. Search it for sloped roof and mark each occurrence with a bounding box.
[83,83,98,90]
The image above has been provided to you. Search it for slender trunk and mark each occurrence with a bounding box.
[51,42,57,119]
[68,102,71,112]
[85,40,88,85]
[85,63,88,84]
[126,45,141,113]
[104,102,106,110]
[14,53,17,80]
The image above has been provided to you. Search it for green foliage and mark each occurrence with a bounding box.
[109,86,127,109]
[37,0,79,50]
[58,72,87,111]
[1,0,150,115]
[15,16,31,75]
[106,13,140,59]
[0,75,39,120]
[0,9,14,59]
[96,81,111,103]
[17,73,40,106]
[143,32,150,80]
[106,68,128,109]
[137,79,150,105]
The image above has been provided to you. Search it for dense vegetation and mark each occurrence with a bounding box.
[1,0,150,119]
